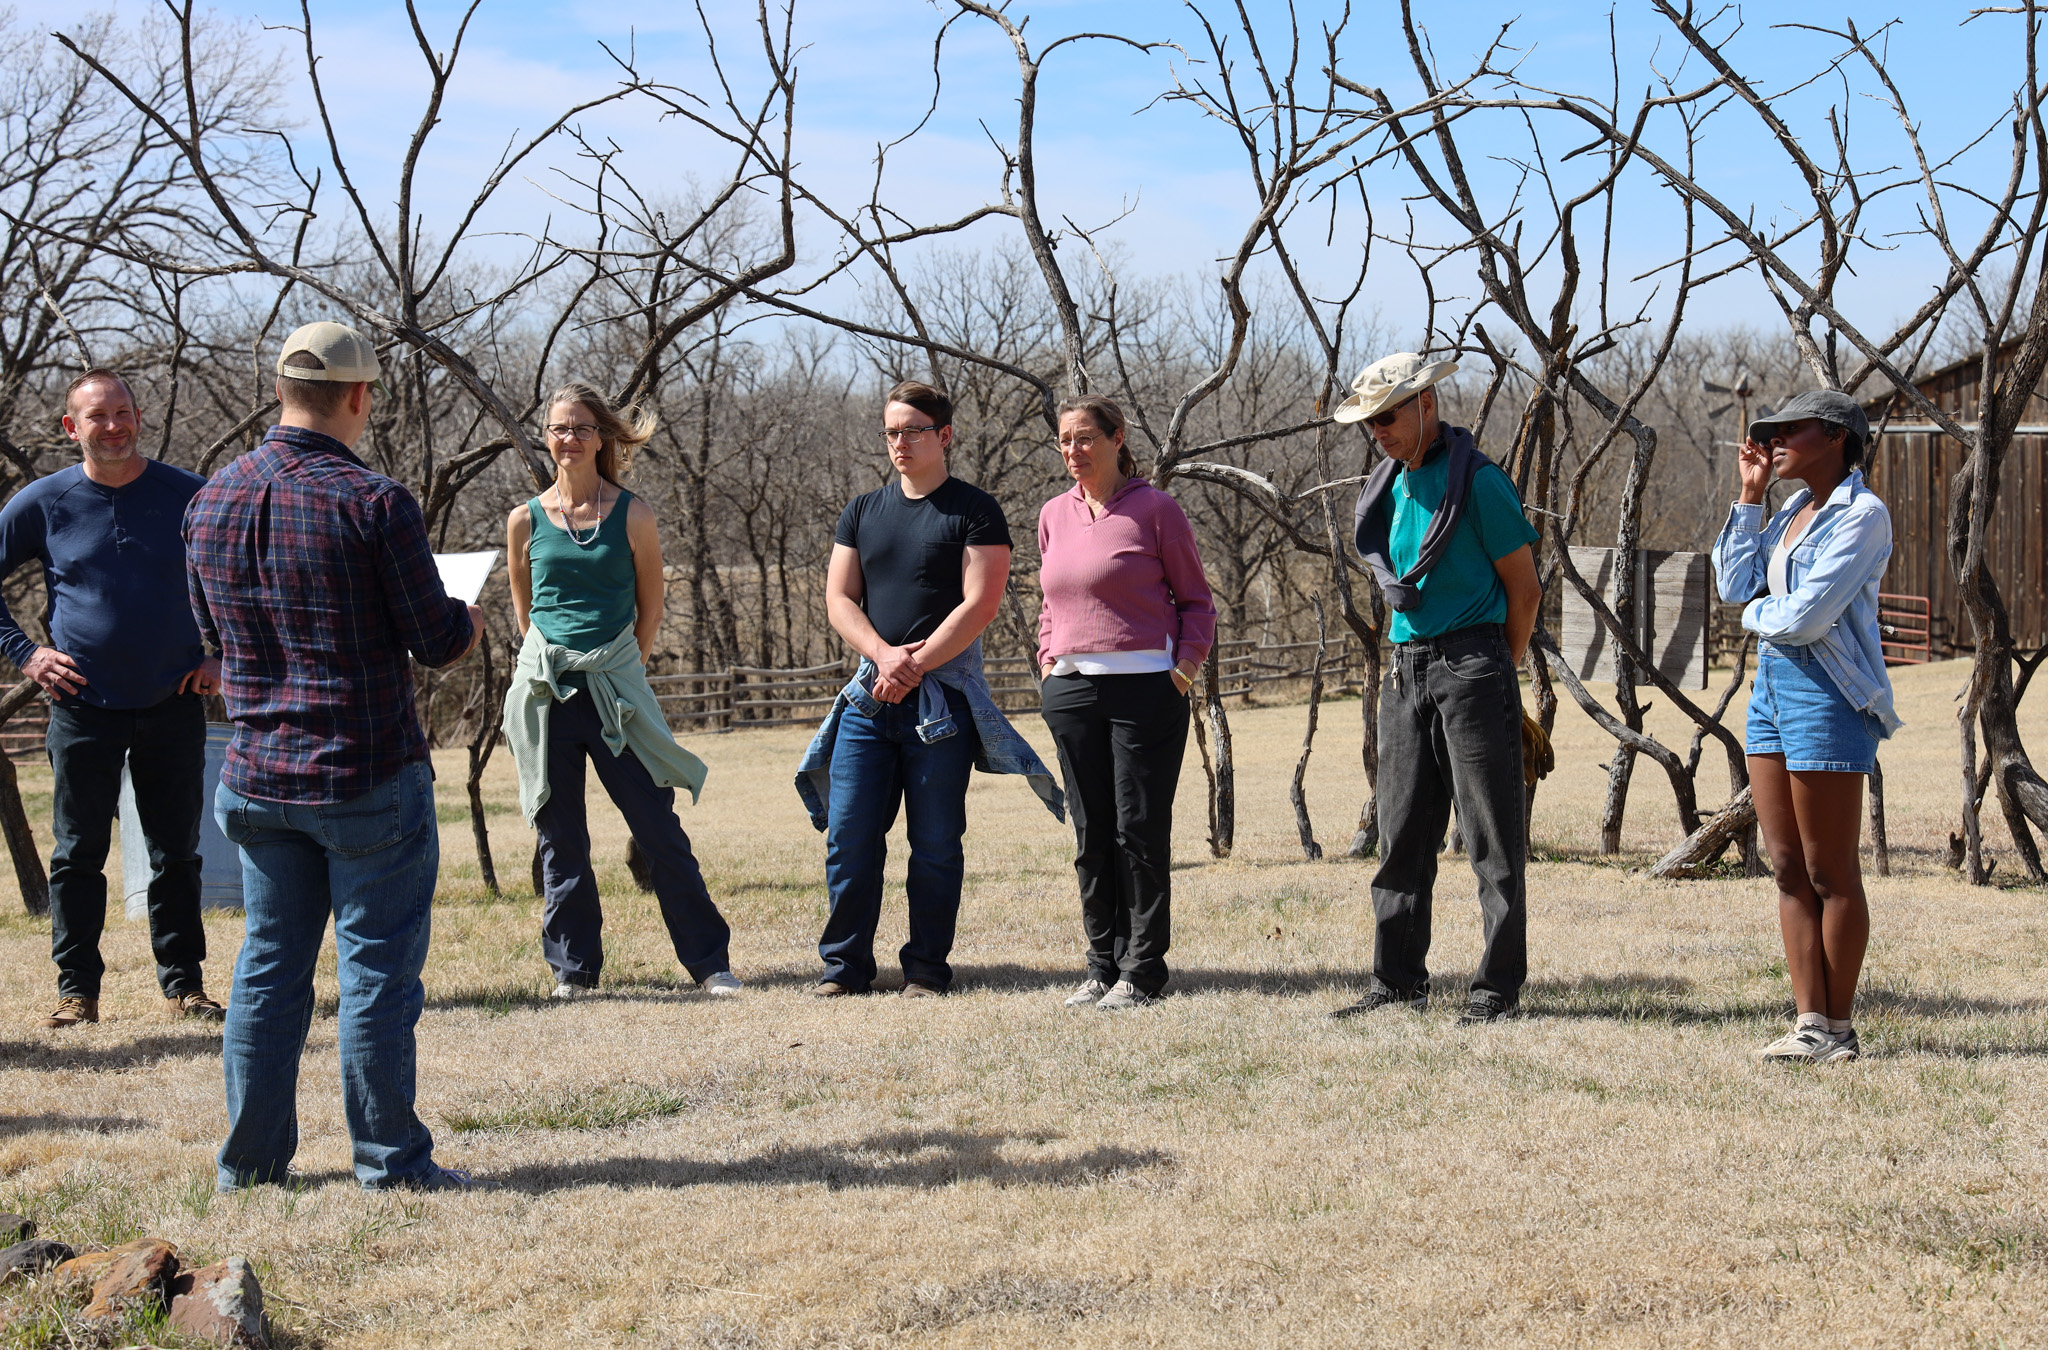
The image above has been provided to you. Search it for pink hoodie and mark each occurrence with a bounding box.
[1036,479,1217,671]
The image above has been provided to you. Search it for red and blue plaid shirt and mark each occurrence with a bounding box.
[185,425,474,804]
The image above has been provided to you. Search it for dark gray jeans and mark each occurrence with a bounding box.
[1370,625,1527,1002]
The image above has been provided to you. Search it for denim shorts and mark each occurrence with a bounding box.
[1746,642,1880,774]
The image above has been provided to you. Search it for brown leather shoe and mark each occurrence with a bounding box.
[167,991,226,1021]
[899,980,945,999]
[810,981,854,997]
[40,996,98,1029]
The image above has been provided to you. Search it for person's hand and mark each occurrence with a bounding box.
[1171,661,1197,695]
[872,640,925,704]
[177,655,222,697]
[1737,436,1773,504]
[22,646,84,697]
[1040,663,1055,684]
[457,605,486,661]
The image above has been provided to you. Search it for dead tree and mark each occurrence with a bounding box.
[1321,2,1756,859]
[1540,4,2048,882]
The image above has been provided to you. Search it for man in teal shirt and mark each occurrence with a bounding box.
[1332,353,1541,1024]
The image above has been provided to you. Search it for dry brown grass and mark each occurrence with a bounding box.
[2,657,2046,1347]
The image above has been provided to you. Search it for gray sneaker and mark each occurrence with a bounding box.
[698,971,743,997]
[1095,980,1158,1011]
[1063,979,1111,1007]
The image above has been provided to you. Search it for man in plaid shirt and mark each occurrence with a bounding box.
[186,320,483,1193]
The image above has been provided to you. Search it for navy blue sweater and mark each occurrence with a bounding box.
[0,460,208,709]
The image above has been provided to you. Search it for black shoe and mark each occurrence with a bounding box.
[1331,985,1428,1019]
[1456,991,1520,1025]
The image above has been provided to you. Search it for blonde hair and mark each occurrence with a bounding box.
[544,381,656,483]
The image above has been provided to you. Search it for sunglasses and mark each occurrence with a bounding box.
[1365,395,1417,429]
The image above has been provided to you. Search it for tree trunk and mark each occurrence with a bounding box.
[1290,598,1327,861]
[1867,756,1890,879]
[465,626,504,896]
[0,747,45,915]
[1649,785,1755,879]
[0,681,47,914]
[1189,691,1221,857]
[1202,640,1234,857]
[1598,744,1637,854]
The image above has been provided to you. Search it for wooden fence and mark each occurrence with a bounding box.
[1,688,45,762]
[644,640,1375,732]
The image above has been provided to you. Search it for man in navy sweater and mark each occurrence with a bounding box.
[0,370,222,1029]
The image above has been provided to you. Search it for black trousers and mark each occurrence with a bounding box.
[533,690,731,986]
[46,693,208,999]
[1040,671,1189,996]
[1370,627,1528,1001]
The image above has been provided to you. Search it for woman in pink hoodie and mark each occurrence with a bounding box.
[1037,396,1216,1011]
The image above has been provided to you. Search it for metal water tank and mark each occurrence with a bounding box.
[120,722,243,917]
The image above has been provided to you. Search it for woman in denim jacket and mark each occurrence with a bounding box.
[1712,389,1899,1066]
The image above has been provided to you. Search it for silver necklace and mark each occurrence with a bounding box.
[552,485,607,548]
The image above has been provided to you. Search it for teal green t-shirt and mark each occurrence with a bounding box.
[1386,446,1539,642]
[527,490,639,688]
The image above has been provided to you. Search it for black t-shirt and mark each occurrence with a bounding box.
[835,476,1012,646]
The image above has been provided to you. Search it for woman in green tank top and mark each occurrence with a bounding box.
[504,381,740,1002]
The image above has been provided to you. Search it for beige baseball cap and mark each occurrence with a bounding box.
[275,321,381,383]
[1332,351,1460,424]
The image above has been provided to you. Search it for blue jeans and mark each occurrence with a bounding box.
[214,759,442,1191]
[820,683,978,991]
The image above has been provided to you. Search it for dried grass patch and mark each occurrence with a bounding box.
[0,658,2043,1346]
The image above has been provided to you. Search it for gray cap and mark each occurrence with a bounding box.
[1748,388,1869,445]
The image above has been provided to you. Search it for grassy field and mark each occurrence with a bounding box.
[2,657,2046,1347]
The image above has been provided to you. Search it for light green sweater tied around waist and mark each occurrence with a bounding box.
[504,622,708,824]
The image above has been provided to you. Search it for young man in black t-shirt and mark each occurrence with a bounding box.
[814,381,1012,997]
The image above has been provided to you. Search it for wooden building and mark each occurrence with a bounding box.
[1863,348,2048,656]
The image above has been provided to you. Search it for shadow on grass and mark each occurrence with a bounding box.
[1520,972,1783,1025]
[488,1127,1173,1195]
[0,1112,151,1136]
[0,1033,220,1072]
[951,961,1373,997]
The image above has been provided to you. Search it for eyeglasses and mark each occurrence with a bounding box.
[882,426,941,444]
[1057,433,1104,452]
[546,423,598,442]
[1365,396,1416,429]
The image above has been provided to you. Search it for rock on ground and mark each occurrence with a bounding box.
[0,1213,31,1245]
[54,1237,179,1321]
[0,1238,74,1282]
[169,1256,268,1348]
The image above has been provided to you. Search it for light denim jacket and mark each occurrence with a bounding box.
[795,638,1065,830]
[1710,469,1901,738]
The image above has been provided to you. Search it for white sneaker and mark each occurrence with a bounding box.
[1759,1024,1835,1063]
[699,971,743,997]
[1063,979,1111,1007]
[549,983,582,1002]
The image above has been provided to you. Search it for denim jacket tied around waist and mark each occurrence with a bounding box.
[794,638,1066,831]
[1710,468,1901,738]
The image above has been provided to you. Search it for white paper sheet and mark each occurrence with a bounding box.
[434,550,499,605]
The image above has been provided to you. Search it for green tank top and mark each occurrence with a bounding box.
[527,489,638,653]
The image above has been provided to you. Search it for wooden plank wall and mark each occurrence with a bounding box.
[1560,547,1710,689]
[1866,353,2048,654]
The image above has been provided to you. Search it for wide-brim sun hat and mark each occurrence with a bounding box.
[1746,388,1870,446]
[1332,352,1461,424]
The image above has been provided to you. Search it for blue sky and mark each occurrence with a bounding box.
[17,0,2033,344]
